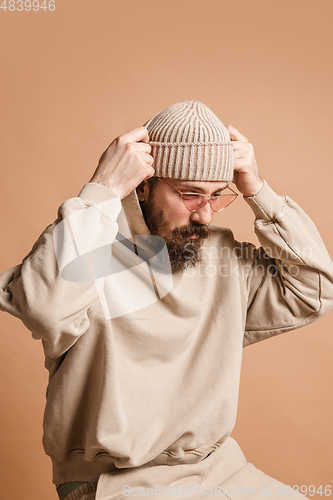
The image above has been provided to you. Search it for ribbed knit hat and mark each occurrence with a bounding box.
[143,100,233,181]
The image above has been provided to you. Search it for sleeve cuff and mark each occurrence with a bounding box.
[77,183,122,221]
[78,182,120,204]
[243,179,287,221]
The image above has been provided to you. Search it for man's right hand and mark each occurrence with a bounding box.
[89,126,155,200]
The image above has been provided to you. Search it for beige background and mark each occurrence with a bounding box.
[0,1,332,498]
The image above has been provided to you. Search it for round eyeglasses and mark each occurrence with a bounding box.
[157,178,238,213]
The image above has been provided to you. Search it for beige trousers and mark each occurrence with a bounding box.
[63,437,309,500]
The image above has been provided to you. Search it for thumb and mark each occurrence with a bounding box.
[227,124,248,142]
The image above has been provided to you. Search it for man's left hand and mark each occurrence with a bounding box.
[226,125,264,197]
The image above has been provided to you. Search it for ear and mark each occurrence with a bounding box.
[136,180,150,202]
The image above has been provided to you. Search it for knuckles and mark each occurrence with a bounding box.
[125,142,136,152]
[243,143,255,159]
[244,142,253,151]
[115,135,125,147]
[133,152,143,163]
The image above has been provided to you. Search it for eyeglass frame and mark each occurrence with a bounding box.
[156,177,238,213]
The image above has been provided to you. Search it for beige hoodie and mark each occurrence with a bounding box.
[0,180,332,487]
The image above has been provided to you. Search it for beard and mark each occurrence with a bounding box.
[140,192,211,271]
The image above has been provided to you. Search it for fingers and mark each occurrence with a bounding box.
[143,165,155,180]
[232,141,254,158]
[140,128,150,143]
[136,141,152,154]
[226,124,248,143]
[92,126,155,199]
[141,151,155,166]
[118,126,149,145]
[231,141,254,156]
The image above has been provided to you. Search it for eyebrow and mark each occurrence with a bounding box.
[173,183,228,193]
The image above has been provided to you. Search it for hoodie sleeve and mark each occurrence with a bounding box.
[241,181,333,347]
[0,183,121,359]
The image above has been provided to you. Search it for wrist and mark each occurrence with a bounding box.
[242,178,264,198]
[89,177,123,199]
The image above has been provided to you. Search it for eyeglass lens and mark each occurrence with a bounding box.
[182,192,237,212]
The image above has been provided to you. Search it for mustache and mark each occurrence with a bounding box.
[169,223,211,240]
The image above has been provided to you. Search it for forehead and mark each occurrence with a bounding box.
[166,178,228,192]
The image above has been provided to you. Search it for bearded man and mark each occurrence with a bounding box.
[1,101,333,500]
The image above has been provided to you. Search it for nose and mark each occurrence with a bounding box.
[190,202,213,225]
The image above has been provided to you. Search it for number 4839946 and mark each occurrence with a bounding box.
[1,1,55,11]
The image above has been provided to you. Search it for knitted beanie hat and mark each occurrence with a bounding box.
[143,100,233,181]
